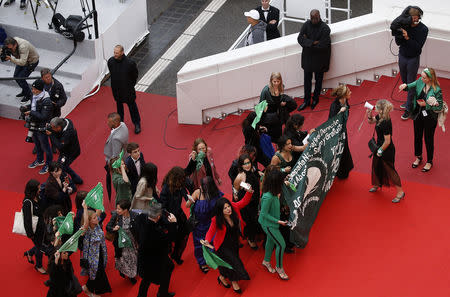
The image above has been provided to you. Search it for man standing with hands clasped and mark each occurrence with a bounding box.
[297,9,331,111]
[108,45,142,134]
[256,0,280,41]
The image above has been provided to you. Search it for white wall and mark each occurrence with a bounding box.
[176,0,450,125]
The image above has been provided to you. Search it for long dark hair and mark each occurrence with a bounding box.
[141,162,158,193]
[162,166,186,194]
[262,169,284,196]
[214,197,239,230]
[242,111,257,129]
[24,179,40,200]
[237,154,251,173]
[200,176,219,200]
[284,114,304,134]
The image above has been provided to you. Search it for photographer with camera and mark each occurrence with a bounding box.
[47,117,83,185]
[24,79,53,174]
[2,37,39,103]
[390,6,428,120]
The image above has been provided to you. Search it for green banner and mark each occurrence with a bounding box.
[202,245,233,270]
[58,229,84,252]
[57,212,74,237]
[283,112,347,248]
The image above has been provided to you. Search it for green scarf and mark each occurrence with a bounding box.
[196,151,206,171]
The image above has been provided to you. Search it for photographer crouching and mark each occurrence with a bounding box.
[22,79,53,174]
[2,37,39,103]
[46,117,83,185]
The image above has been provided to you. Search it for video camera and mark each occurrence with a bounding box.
[390,6,423,38]
[0,45,12,62]
[19,105,52,143]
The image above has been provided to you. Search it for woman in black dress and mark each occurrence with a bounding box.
[242,112,271,167]
[233,154,261,249]
[159,166,190,265]
[46,251,81,297]
[283,114,309,163]
[22,179,47,274]
[259,72,286,142]
[328,84,354,179]
[367,99,405,203]
[44,161,73,215]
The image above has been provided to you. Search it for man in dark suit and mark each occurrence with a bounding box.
[297,9,331,111]
[256,0,280,40]
[125,142,145,196]
[108,44,141,134]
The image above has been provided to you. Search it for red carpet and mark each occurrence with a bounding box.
[1,75,450,296]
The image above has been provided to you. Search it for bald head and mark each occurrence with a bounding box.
[107,112,121,129]
[310,9,320,24]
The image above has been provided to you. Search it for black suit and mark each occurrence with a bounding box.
[125,153,145,196]
[256,5,280,40]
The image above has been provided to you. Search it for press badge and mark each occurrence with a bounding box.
[422,110,428,117]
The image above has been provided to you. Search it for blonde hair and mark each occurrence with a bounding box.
[81,210,96,226]
[375,99,393,124]
[269,72,284,95]
[331,84,349,100]
[424,67,440,91]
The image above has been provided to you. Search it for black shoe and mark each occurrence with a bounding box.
[421,163,432,172]
[134,124,141,134]
[32,147,37,154]
[20,0,26,9]
[311,100,319,110]
[233,288,242,294]
[21,96,31,104]
[119,272,126,278]
[157,292,175,297]
[400,103,407,109]
[24,251,34,264]
[297,102,309,111]
[401,111,410,120]
[129,277,137,284]
[412,156,423,168]
[4,0,16,7]
[16,91,24,97]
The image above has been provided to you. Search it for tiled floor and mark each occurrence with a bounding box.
[131,0,210,81]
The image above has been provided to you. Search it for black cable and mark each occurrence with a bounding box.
[163,108,187,150]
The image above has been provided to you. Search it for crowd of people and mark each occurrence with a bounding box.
[12,3,447,297]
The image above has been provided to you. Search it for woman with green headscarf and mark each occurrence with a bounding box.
[399,67,443,172]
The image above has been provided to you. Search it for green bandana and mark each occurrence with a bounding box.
[85,182,105,211]
[111,150,124,169]
[196,151,206,171]
[423,68,431,78]
[57,212,74,237]
[252,100,268,129]
[202,245,233,270]
[58,229,83,252]
[118,227,133,248]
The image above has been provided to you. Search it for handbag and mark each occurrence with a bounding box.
[12,199,38,236]
[368,129,378,157]
[105,214,119,241]
[186,203,198,233]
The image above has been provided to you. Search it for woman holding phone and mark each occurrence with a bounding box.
[399,68,443,172]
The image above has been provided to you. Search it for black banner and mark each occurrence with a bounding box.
[282,112,347,248]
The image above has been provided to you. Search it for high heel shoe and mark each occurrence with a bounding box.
[217,276,230,288]
[422,163,432,172]
[369,186,379,193]
[23,251,34,264]
[412,156,423,168]
[233,288,242,294]
[275,267,289,280]
[392,192,405,203]
[34,266,47,274]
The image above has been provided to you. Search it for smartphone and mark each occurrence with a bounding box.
[240,181,250,190]
[64,175,69,183]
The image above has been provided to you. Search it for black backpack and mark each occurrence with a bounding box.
[51,13,85,42]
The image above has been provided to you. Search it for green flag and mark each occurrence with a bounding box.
[251,100,268,129]
[111,150,124,169]
[58,229,83,252]
[118,227,133,248]
[85,182,105,211]
[202,245,233,270]
[57,213,74,237]
[53,216,65,229]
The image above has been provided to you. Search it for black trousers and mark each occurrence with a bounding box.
[116,100,141,126]
[104,163,112,201]
[413,111,437,163]
[303,71,324,104]
[137,259,174,297]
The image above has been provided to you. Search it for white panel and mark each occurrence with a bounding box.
[285,0,326,20]
[218,68,253,106]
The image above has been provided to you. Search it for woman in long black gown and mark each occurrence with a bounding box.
[328,84,354,179]
[366,99,405,203]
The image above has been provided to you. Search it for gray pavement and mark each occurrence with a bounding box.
[126,0,373,97]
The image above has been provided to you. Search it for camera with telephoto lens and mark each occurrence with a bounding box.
[0,45,12,62]
[19,105,50,143]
